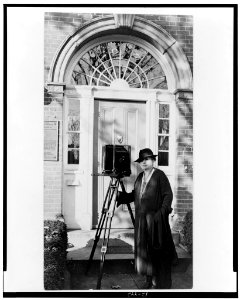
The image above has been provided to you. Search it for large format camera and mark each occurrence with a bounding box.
[102,145,131,177]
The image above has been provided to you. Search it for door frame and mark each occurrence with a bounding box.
[92,99,147,228]
[63,85,175,229]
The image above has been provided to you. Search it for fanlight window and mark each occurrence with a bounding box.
[71,41,168,89]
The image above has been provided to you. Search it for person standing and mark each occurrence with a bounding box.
[117,148,178,289]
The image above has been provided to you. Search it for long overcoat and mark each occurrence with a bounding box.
[133,168,178,276]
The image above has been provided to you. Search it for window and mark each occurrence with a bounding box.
[70,41,167,89]
[67,99,80,164]
[158,104,170,166]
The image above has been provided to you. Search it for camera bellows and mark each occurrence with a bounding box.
[102,145,131,177]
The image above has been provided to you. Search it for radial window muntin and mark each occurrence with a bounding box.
[70,40,168,90]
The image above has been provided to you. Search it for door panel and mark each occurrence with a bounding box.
[93,100,146,228]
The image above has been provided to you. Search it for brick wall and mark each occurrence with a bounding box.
[174,91,193,225]
[44,86,63,219]
[136,14,193,72]
[44,12,107,81]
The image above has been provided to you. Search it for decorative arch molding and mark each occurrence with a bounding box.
[48,15,192,92]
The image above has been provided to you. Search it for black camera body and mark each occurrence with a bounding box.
[102,145,131,177]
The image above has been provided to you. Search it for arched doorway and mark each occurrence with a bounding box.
[48,15,192,91]
[47,15,192,230]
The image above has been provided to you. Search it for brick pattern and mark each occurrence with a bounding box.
[174,92,193,218]
[136,14,193,72]
[44,85,64,219]
[44,12,108,81]
[44,162,62,219]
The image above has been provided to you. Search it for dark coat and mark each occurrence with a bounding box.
[133,168,178,276]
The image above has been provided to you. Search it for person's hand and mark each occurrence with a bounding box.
[116,191,126,207]
[116,191,130,207]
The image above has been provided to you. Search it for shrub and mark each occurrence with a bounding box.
[181,210,192,255]
[44,220,68,290]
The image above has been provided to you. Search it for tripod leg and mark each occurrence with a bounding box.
[85,179,113,275]
[85,215,105,275]
[126,203,135,226]
[96,178,119,289]
[96,248,106,289]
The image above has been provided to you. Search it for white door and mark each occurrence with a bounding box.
[93,100,146,228]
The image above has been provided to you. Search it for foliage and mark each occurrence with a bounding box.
[44,220,68,290]
[181,210,193,255]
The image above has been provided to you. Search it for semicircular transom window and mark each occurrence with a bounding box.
[70,41,168,89]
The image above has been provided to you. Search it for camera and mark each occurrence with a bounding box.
[102,145,131,177]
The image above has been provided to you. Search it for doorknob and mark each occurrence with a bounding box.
[116,135,123,144]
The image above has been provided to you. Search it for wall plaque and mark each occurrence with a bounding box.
[44,121,59,161]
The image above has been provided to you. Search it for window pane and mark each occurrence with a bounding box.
[158,152,168,166]
[159,120,169,134]
[68,99,80,116]
[159,104,169,118]
[71,41,168,89]
[107,41,119,58]
[158,136,169,150]
[68,99,80,131]
[68,116,80,131]
[68,133,79,148]
[68,149,79,164]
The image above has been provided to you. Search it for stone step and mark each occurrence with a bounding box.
[67,229,187,257]
[67,246,191,273]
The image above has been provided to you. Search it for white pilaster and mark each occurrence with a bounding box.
[63,87,94,229]
[145,92,158,151]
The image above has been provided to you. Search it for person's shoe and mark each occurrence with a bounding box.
[150,284,157,289]
[140,281,152,289]
[140,276,152,289]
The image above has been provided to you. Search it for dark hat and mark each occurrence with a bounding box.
[135,148,158,163]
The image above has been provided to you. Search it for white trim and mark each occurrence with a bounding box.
[114,14,135,28]
[62,85,176,229]
[64,170,84,174]
[65,85,171,101]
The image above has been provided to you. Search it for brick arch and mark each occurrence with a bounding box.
[48,15,192,92]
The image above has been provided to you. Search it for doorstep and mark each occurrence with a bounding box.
[67,229,134,260]
[67,229,191,262]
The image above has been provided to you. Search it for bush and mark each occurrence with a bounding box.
[181,210,192,255]
[44,220,68,290]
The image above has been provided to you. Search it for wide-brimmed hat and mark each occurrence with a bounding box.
[135,148,158,163]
